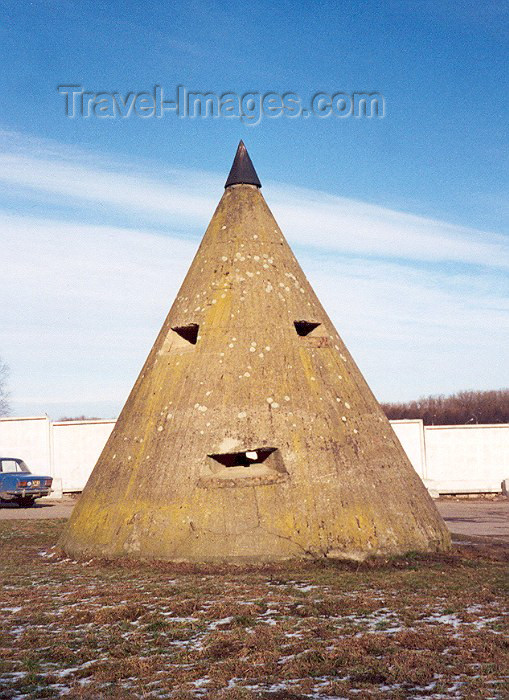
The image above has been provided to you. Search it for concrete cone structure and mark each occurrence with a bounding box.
[60,142,450,562]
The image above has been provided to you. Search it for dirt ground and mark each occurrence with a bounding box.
[437,500,509,542]
[0,496,76,520]
[1,496,508,543]
[0,519,508,699]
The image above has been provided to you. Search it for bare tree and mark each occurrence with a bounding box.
[58,415,100,422]
[382,388,509,425]
[0,358,10,417]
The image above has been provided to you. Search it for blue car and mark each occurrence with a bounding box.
[0,457,53,507]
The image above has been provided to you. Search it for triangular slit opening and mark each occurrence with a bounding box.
[294,320,321,337]
[171,323,199,345]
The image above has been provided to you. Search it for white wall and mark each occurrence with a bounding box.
[0,415,52,472]
[424,424,509,493]
[390,419,426,478]
[52,420,115,492]
[1,416,508,496]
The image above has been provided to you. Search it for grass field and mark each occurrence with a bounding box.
[0,520,508,699]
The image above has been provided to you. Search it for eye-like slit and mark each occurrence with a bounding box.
[171,323,199,345]
[294,320,321,337]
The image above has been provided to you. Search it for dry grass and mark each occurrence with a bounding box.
[0,520,508,699]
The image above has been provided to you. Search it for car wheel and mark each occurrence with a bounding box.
[17,497,35,508]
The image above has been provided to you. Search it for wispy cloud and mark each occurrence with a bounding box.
[0,130,507,268]
[0,152,217,226]
[1,130,507,417]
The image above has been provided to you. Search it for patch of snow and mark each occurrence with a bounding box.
[208,616,234,630]
[53,659,98,678]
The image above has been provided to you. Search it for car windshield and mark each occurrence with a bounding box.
[0,459,31,473]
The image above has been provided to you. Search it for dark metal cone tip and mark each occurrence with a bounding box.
[224,141,262,188]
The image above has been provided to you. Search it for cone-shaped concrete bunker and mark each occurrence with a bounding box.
[60,143,450,562]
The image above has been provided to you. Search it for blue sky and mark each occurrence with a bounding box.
[1,0,508,418]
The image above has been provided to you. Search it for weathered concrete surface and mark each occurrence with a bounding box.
[7,498,508,546]
[59,155,450,562]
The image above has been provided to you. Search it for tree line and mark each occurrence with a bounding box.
[1,354,507,426]
[382,389,509,426]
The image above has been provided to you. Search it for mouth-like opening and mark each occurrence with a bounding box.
[202,447,288,487]
[208,448,276,468]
